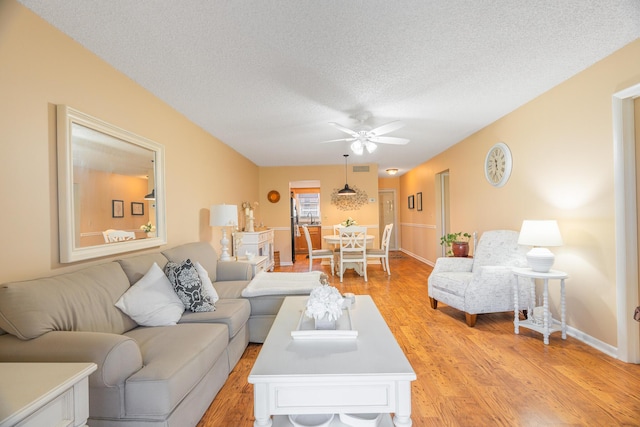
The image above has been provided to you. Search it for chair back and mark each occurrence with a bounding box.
[472,230,528,272]
[339,226,367,258]
[333,224,343,235]
[103,229,136,243]
[380,223,393,252]
[301,225,312,251]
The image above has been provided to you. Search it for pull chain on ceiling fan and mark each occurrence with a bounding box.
[321,112,410,155]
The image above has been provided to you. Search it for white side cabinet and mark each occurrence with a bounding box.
[0,362,97,427]
[237,230,274,272]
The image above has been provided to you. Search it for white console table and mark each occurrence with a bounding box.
[237,230,274,272]
[0,362,97,427]
[512,267,568,345]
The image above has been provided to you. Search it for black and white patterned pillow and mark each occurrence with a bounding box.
[165,259,215,312]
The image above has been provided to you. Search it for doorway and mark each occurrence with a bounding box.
[290,180,321,263]
[378,190,398,250]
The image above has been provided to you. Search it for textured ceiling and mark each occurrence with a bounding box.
[18,1,640,175]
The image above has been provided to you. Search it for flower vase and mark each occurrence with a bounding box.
[314,314,337,330]
[146,231,155,238]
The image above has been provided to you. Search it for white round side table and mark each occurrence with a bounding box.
[512,267,568,345]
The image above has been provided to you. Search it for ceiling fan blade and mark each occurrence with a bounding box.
[320,137,356,143]
[368,120,405,136]
[368,136,410,145]
[329,122,359,137]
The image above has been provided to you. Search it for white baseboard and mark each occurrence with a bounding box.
[399,248,435,267]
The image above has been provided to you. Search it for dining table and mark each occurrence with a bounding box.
[323,234,376,276]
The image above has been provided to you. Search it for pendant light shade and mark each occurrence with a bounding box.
[339,154,356,196]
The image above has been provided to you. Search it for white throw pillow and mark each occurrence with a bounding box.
[115,262,185,326]
[195,261,219,303]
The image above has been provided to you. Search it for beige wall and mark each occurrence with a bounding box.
[400,39,640,347]
[0,1,258,282]
[259,164,379,264]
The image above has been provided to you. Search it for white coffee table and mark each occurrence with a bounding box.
[248,295,416,427]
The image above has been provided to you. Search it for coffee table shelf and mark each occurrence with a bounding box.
[271,413,394,426]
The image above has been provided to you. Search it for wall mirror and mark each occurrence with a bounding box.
[57,105,166,262]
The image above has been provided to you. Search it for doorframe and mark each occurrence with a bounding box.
[378,189,398,250]
[613,82,640,363]
[435,170,450,257]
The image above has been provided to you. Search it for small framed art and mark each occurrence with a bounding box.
[417,192,423,211]
[112,200,124,218]
[408,195,415,209]
[131,202,144,216]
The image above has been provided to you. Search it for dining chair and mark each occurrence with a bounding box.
[102,229,136,243]
[302,225,335,275]
[367,223,393,275]
[333,224,343,235]
[338,226,368,282]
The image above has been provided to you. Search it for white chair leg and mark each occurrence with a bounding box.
[339,259,344,283]
[381,257,386,272]
[329,257,335,276]
[308,256,313,272]
[363,260,367,282]
[385,257,391,276]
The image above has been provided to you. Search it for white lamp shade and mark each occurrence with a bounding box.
[209,204,238,227]
[518,220,563,272]
[517,220,563,247]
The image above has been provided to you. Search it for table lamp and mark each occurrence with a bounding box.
[210,204,238,262]
[517,220,563,273]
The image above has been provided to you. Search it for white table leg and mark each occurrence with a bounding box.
[253,383,272,427]
[561,278,567,339]
[513,277,520,334]
[392,381,412,426]
[542,279,550,345]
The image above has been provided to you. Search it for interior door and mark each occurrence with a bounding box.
[378,190,398,250]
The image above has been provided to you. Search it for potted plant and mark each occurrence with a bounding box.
[440,232,471,257]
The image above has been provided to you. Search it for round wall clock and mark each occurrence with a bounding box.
[484,142,512,187]
[267,190,280,203]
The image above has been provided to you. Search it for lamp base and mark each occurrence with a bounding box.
[526,247,555,273]
[219,228,232,262]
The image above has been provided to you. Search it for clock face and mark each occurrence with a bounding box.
[484,142,512,187]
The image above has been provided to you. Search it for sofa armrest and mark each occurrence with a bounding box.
[217,262,252,282]
[432,256,474,274]
[0,331,142,389]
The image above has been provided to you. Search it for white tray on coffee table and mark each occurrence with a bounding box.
[291,308,357,340]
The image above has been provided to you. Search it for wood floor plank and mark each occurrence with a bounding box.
[197,253,640,427]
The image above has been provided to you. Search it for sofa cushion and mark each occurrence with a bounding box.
[213,280,251,299]
[115,263,185,326]
[179,298,250,338]
[117,253,169,285]
[166,259,215,312]
[195,261,219,303]
[123,323,228,418]
[0,262,137,340]
[162,242,219,283]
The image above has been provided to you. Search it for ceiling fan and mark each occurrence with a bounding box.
[321,112,409,155]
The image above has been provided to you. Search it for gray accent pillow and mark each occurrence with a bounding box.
[165,259,215,312]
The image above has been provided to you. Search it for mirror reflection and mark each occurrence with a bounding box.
[72,123,156,247]
[57,105,166,263]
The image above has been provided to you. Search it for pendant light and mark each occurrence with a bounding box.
[338,154,356,196]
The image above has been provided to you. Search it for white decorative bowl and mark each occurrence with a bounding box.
[288,413,334,427]
[339,412,382,426]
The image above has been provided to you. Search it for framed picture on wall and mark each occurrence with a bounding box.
[408,195,415,209]
[417,192,423,211]
[112,200,124,218]
[131,202,144,216]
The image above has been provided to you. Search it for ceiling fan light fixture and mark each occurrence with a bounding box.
[350,140,364,155]
[386,168,398,175]
[365,141,377,153]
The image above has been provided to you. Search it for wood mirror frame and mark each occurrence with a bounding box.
[57,105,166,262]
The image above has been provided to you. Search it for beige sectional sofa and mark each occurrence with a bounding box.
[0,242,256,427]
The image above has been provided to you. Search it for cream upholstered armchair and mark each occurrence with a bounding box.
[428,230,530,327]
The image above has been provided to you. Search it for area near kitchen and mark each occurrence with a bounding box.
[291,186,321,254]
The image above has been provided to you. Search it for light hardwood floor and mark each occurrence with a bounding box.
[198,253,640,426]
